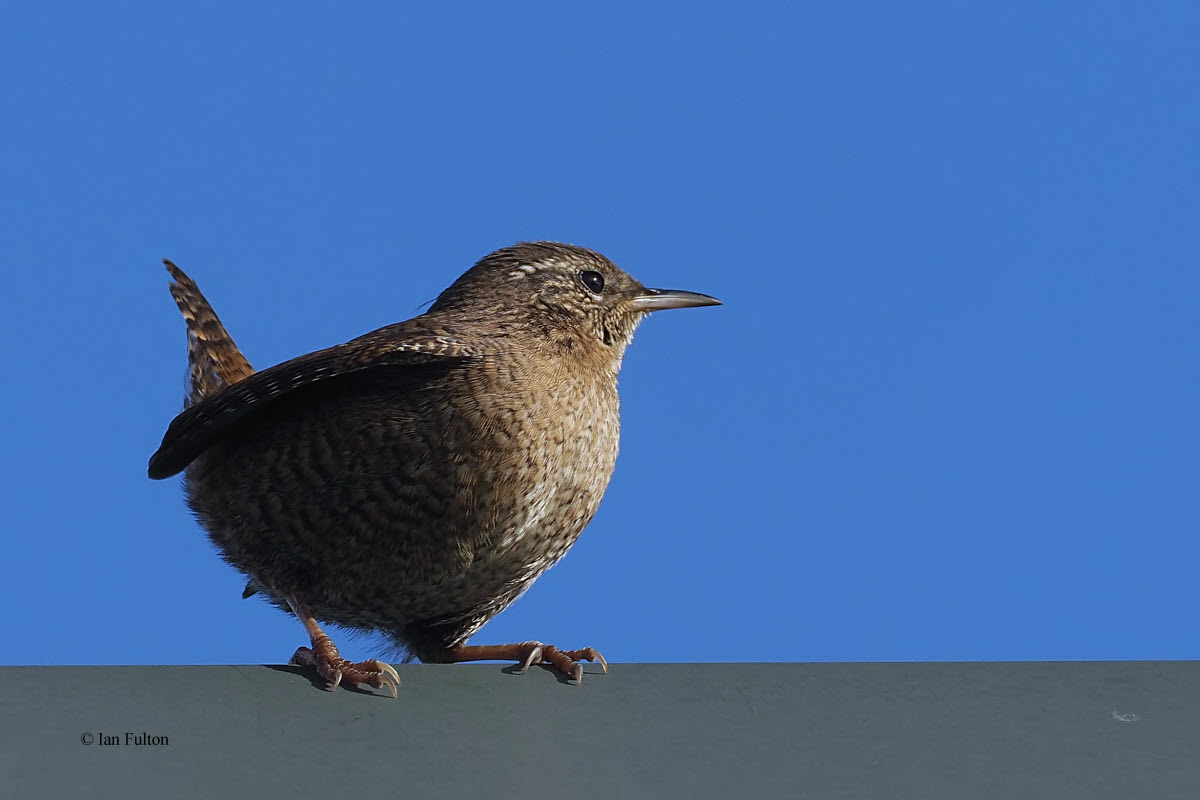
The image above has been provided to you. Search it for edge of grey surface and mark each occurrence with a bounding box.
[2,662,1195,799]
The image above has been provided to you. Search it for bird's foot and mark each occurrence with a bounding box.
[289,634,400,697]
[446,641,608,683]
[284,593,399,697]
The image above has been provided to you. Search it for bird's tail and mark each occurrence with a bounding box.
[163,259,255,406]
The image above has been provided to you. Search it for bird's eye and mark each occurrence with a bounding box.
[580,270,605,294]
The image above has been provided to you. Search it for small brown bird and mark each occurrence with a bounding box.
[149,242,719,694]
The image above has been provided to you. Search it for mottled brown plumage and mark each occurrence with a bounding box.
[150,242,719,693]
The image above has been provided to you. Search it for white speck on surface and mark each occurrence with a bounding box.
[1111,710,1141,723]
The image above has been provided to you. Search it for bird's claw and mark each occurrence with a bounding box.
[565,647,608,675]
[290,641,400,698]
[519,644,544,674]
[509,642,607,684]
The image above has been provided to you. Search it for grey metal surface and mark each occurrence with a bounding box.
[1,662,1195,798]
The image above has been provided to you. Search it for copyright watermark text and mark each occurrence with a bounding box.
[80,732,169,746]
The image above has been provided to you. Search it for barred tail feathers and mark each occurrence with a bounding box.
[164,259,255,405]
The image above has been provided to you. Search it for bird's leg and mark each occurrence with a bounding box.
[286,595,400,697]
[445,642,608,683]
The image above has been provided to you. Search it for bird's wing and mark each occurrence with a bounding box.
[148,326,480,479]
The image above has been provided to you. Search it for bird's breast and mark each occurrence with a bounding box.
[464,357,621,575]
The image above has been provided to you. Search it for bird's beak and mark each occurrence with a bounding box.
[630,288,722,311]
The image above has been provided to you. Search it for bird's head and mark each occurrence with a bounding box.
[430,241,720,366]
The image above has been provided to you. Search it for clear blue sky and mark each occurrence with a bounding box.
[2,3,1197,667]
